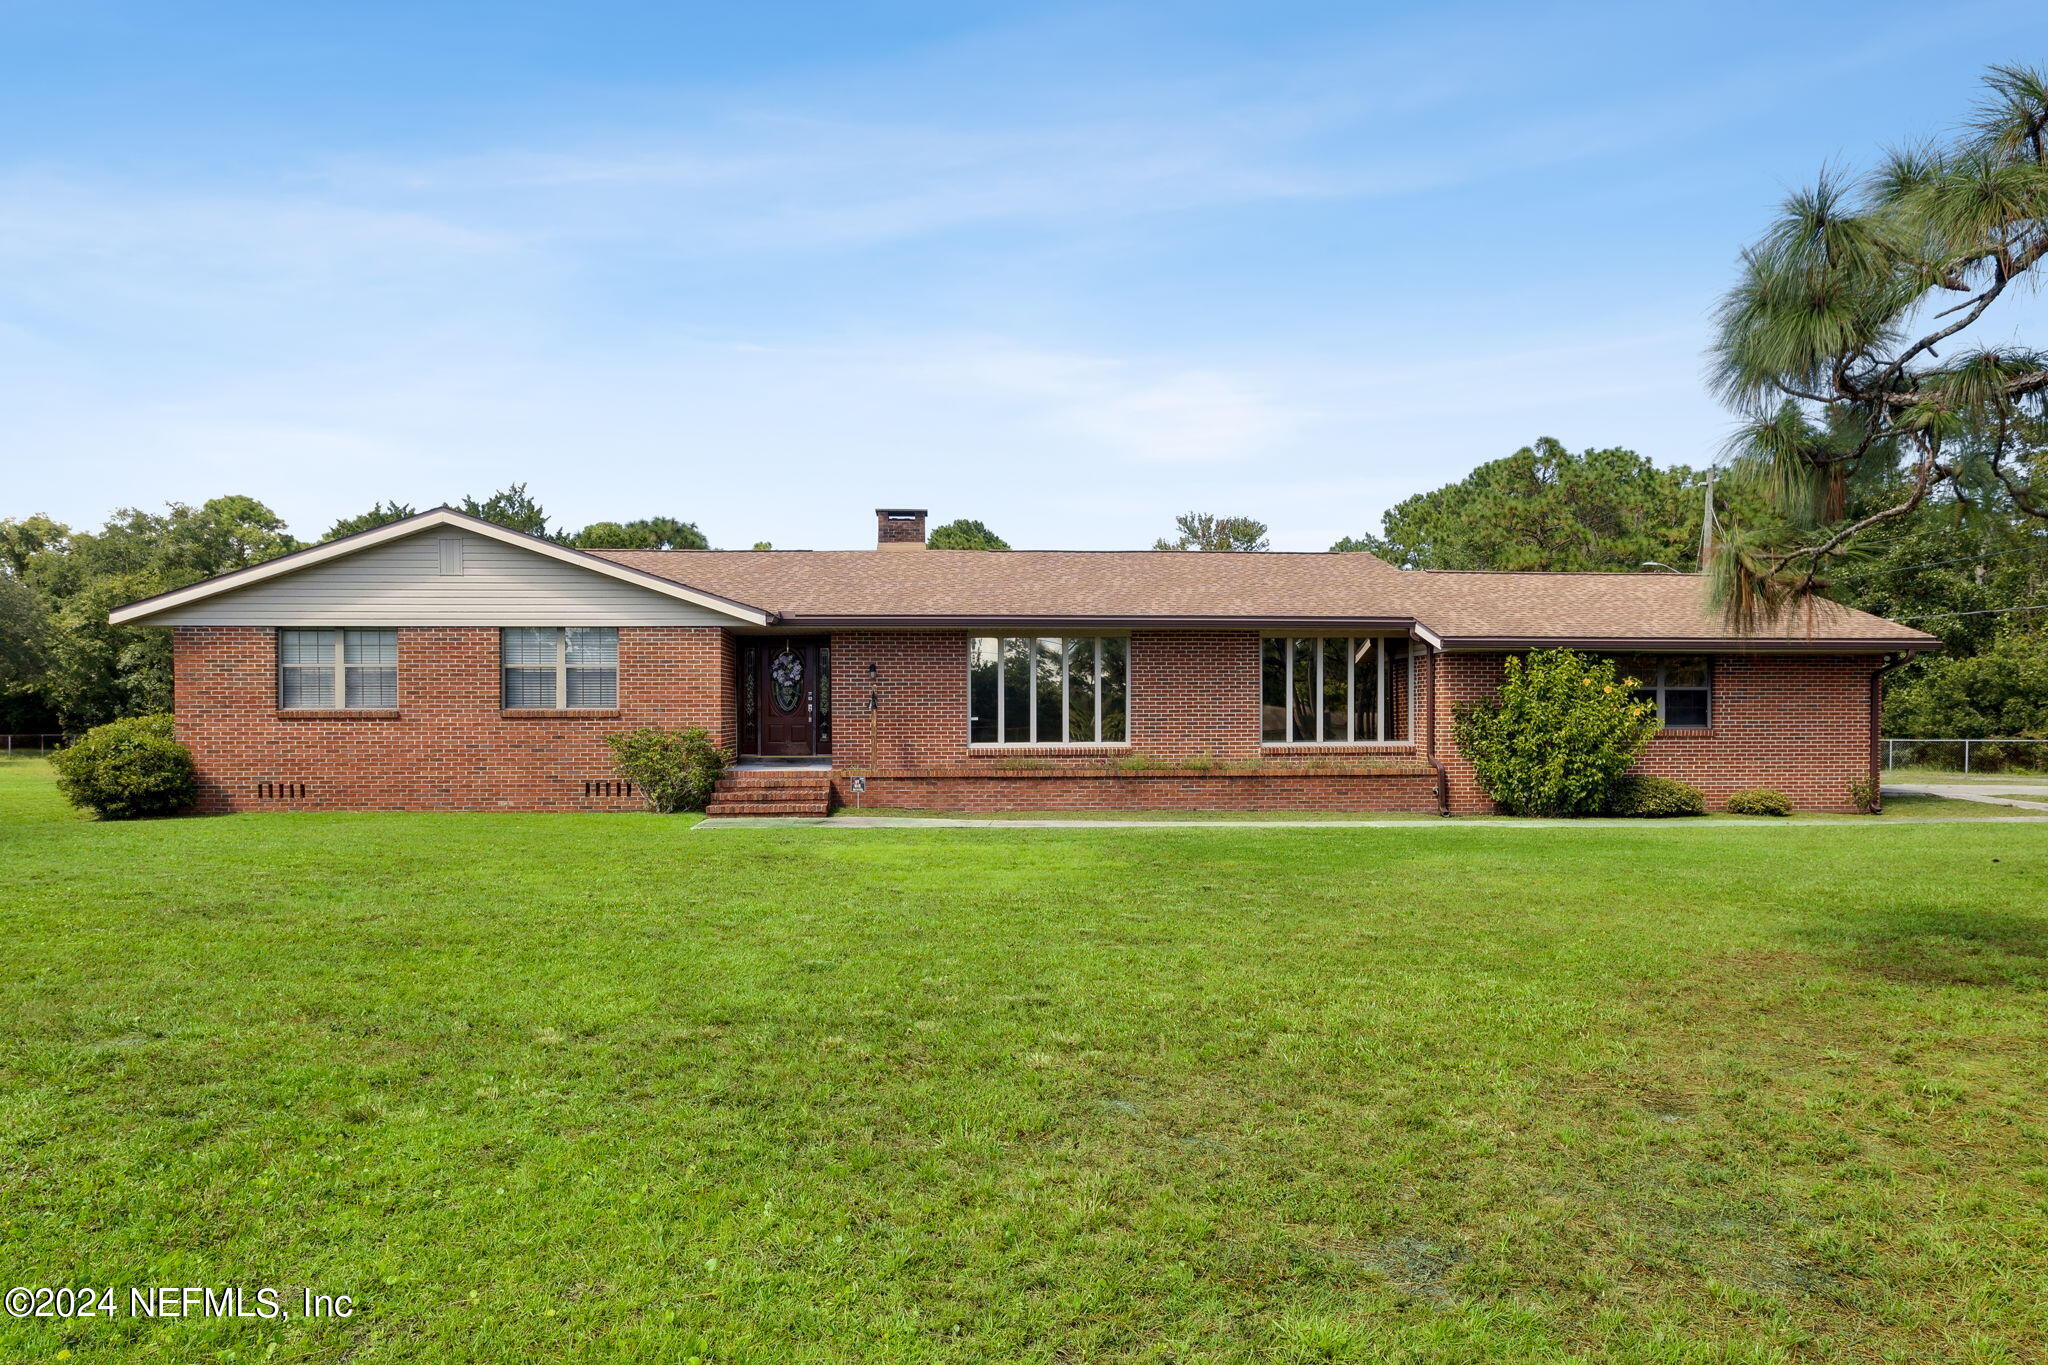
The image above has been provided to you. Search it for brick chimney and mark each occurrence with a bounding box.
[875,508,928,550]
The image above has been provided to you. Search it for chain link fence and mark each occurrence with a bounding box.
[1882,738,2048,775]
[2,733,73,755]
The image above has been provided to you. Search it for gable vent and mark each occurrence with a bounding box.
[256,781,307,799]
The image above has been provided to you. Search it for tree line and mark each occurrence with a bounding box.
[4,455,2040,738]
[0,485,713,733]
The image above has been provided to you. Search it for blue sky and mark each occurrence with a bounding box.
[5,1,2046,550]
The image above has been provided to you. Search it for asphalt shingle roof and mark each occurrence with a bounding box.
[591,548,1937,649]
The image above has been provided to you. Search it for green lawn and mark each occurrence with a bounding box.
[4,756,2047,1364]
[837,792,2030,822]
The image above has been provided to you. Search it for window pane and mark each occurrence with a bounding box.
[502,627,556,667]
[343,629,396,664]
[1033,638,1064,742]
[1290,639,1316,742]
[1001,638,1031,743]
[1663,689,1710,728]
[280,667,333,708]
[566,627,617,666]
[1099,637,1127,743]
[1352,638,1381,743]
[567,667,617,708]
[503,668,555,708]
[280,629,336,665]
[1663,658,1708,689]
[1384,637,1411,741]
[1065,638,1097,743]
[969,637,999,744]
[345,668,397,708]
[1321,638,1349,743]
[1612,656,1651,691]
[1262,638,1287,743]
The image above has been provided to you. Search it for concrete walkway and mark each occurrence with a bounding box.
[700,812,2048,831]
[1883,780,2048,813]
[696,776,2048,830]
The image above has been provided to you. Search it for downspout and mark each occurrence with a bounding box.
[1422,639,1449,817]
[1869,653,1912,814]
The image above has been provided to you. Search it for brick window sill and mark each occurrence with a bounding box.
[500,709,622,720]
[1261,743,1416,755]
[966,744,1132,756]
[276,709,401,721]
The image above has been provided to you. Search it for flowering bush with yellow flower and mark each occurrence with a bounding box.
[1453,649,1659,817]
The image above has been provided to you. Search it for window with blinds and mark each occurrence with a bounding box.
[277,629,398,709]
[501,628,619,709]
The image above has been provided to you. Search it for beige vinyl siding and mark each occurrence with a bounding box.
[144,530,749,626]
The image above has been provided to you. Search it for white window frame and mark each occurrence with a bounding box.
[501,627,619,711]
[968,635,1130,746]
[276,628,398,710]
[1262,634,1414,744]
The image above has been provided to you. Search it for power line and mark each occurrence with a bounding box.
[1834,541,2048,581]
[1894,603,2048,622]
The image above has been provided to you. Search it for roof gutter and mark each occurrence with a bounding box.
[1435,635,1941,654]
[766,615,1423,630]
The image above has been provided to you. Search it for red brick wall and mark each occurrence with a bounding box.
[173,625,733,812]
[171,625,1886,817]
[1429,651,1883,814]
[841,770,1441,813]
[829,629,1412,766]
[826,629,1432,813]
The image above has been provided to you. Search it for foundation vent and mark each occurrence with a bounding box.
[256,782,307,799]
[583,780,637,798]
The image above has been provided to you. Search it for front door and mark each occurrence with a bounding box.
[746,637,831,756]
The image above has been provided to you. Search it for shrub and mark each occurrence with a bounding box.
[1848,778,1878,815]
[1453,649,1659,817]
[604,726,730,813]
[1726,787,1794,817]
[1607,775,1707,817]
[48,713,196,819]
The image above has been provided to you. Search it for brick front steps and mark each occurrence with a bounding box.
[706,770,835,818]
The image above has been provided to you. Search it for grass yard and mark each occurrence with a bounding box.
[837,792,2027,822]
[4,755,2047,1363]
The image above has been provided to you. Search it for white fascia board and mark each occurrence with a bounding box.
[107,508,774,626]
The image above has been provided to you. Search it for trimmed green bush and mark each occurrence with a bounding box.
[1608,775,1707,818]
[1454,649,1659,817]
[48,713,196,819]
[1726,787,1794,817]
[605,726,731,813]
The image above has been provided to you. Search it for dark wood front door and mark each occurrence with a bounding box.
[745,637,831,756]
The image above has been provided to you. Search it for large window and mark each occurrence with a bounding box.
[1617,656,1711,729]
[502,628,619,709]
[969,636,1127,744]
[1261,636,1411,743]
[277,629,397,709]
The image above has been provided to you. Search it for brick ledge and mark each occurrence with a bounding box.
[845,764,1434,780]
[275,709,401,721]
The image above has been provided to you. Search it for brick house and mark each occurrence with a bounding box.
[110,506,1938,816]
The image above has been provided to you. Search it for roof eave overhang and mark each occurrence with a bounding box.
[107,508,774,626]
[1436,635,1942,653]
[762,614,1424,630]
